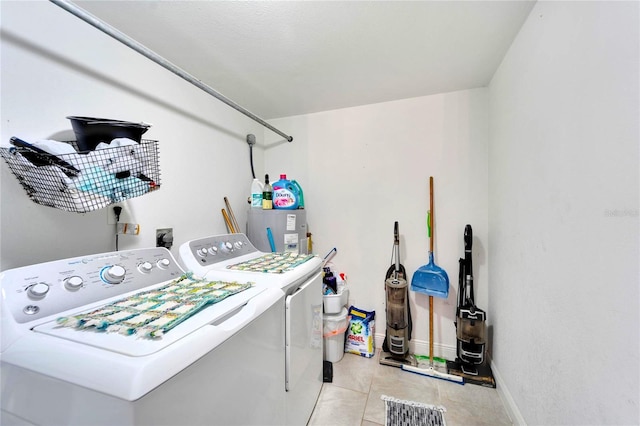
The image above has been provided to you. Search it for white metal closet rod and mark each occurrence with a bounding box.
[50,0,294,143]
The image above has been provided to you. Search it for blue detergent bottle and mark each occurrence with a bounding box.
[291,180,304,208]
[272,174,300,209]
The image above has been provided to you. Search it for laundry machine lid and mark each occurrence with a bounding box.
[194,252,323,292]
[4,284,283,401]
[32,285,267,357]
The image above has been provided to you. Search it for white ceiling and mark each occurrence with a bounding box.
[73,1,536,120]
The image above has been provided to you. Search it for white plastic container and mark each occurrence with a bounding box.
[323,307,349,362]
[323,288,349,314]
[250,178,264,208]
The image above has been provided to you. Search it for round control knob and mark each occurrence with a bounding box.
[64,276,84,291]
[103,265,126,284]
[233,241,244,250]
[157,258,170,269]
[207,247,218,256]
[23,305,40,315]
[197,248,208,257]
[220,242,233,253]
[138,261,153,273]
[27,283,50,299]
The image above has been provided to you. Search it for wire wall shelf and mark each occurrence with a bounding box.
[1,140,160,213]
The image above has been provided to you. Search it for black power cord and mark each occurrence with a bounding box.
[113,206,122,251]
[247,134,256,179]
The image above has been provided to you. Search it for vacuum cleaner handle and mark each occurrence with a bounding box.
[464,225,475,304]
[464,224,473,252]
[457,258,465,313]
[393,221,401,277]
[394,221,400,245]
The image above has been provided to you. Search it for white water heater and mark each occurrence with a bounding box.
[246,209,308,254]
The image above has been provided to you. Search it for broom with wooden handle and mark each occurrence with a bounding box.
[403,177,463,384]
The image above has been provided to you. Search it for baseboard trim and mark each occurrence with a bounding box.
[374,333,457,361]
[490,359,526,425]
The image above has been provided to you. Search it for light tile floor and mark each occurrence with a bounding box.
[308,352,512,426]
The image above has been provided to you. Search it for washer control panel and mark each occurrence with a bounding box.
[1,247,184,324]
[180,233,258,270]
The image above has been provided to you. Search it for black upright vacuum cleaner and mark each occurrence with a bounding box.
[379,222,417,368]
[446,225,496,387]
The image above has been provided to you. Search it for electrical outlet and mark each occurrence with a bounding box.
[108,204,124,225]
[156,228,174,249]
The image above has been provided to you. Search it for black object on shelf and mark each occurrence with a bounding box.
[67,116,151,152]
[10,137,80,177]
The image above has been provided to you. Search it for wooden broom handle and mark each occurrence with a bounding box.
[429,176,435,362]
[430,176,434,253]
[429,295,434,361]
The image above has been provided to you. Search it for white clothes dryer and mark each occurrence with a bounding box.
[179,233,323,426]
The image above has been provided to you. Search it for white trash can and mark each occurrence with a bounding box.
[323,307,349,362]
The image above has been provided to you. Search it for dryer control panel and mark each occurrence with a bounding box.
[1,247,184,324]
[180,233,258,270]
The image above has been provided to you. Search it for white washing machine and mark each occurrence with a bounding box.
[0,247,286,426]
[179,233,323,426]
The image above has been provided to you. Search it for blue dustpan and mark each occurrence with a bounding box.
[410,182,449,299]
[411,251,449,298]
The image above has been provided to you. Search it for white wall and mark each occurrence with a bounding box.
[3,1,638,424]
[1,1,263,270]
[265,89,489,357]
[489,1,639,425]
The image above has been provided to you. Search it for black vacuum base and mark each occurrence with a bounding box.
[446,359,496,388]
